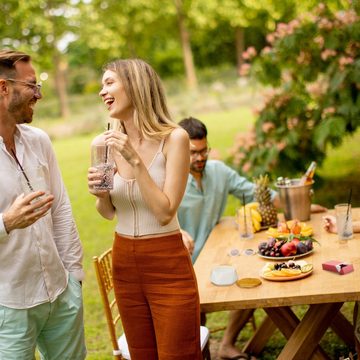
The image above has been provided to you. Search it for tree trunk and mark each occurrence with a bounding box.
[53,52,70,118]
[174,0,198,90]
[235,26,245,76]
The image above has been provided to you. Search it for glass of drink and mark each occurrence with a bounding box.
[91,145,114,190]
[335,203,353,243]
[20,165,48,195]
[237,207,254,239]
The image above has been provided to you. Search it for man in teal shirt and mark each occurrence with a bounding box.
[178,117,326,359]
[178,156,261,262]
[178,117,277,263]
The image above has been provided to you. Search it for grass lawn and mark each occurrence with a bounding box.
[49,105,359,359]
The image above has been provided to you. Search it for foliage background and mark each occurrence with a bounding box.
[230,3,360,178]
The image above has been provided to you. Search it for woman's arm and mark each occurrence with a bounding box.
[133,128,189,225]
[105,128,189,225]
[95,194,115,220]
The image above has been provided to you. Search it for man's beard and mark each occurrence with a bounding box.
[8,89,33,124]
[190,160,207,174]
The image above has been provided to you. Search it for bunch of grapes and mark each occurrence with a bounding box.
[273,261,301,270]
[258,238,286,257]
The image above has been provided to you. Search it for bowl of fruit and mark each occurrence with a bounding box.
[257,220,318,260]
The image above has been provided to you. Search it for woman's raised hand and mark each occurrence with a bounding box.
[104,130,140,166]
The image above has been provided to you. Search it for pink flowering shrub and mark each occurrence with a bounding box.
[229,3,360,177]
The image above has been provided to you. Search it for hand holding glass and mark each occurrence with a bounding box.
[20,165,48,196]
[91,145,114,190]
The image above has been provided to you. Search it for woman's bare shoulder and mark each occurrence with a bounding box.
[167,127,189,144]
[163,127,189,156]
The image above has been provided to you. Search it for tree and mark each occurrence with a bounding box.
[230,3,360,178]
[0,0,79,118]
[189,0,299,75]
[174,0,198,89]
[77,0,198,88]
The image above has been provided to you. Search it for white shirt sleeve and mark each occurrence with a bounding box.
[43,134,84,281]
[0,213,9,240]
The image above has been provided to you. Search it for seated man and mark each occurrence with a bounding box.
[178,117,278,360]
[178,117,326,360]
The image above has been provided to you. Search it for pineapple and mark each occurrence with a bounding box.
[254,174,278,227]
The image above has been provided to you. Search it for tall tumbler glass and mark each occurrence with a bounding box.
[237,207,254,239]
[91,144,114,190]
[335,203,353,243]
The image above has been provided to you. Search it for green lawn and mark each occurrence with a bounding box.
[50,106,359,359]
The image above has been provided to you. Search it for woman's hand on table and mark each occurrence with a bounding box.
[323,215,337,233]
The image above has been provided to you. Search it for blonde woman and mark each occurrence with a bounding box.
[88,59,202,360]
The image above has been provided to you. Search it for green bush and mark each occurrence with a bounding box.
[230,4,360,178]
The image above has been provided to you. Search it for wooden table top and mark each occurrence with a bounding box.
[194,208,360,313]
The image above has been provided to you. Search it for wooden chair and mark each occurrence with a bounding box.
[93,248,211,360]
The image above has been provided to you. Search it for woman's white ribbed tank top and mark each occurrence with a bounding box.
[110,138,179,237]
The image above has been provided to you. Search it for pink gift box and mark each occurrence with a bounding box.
[322,260,354,275]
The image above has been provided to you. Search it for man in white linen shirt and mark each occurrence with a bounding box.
[0,50,86,359]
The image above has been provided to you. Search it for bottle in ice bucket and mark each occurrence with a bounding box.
[299,161,316,186]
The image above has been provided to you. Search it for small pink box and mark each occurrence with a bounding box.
[322,260,354,275]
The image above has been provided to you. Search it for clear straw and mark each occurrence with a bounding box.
[11,149,34,192]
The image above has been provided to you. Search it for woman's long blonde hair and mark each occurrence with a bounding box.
[104,59,177,139]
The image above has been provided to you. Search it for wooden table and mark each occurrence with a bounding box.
[194,209,360,359]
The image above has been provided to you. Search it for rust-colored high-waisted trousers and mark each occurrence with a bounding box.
[112,232,202,360]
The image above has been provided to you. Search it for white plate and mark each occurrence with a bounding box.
[210,265,238,286]
[260,260,313,281]
[258,249,314,261]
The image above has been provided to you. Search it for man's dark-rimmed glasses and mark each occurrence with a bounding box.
[190,147,211,158]
[6,78,42,94]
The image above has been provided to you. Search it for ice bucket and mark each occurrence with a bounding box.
[276,179,313,221]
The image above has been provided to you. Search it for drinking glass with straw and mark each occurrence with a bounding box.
[91,122,114,190]
[335,188,353,243]
[237,194,253,239]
